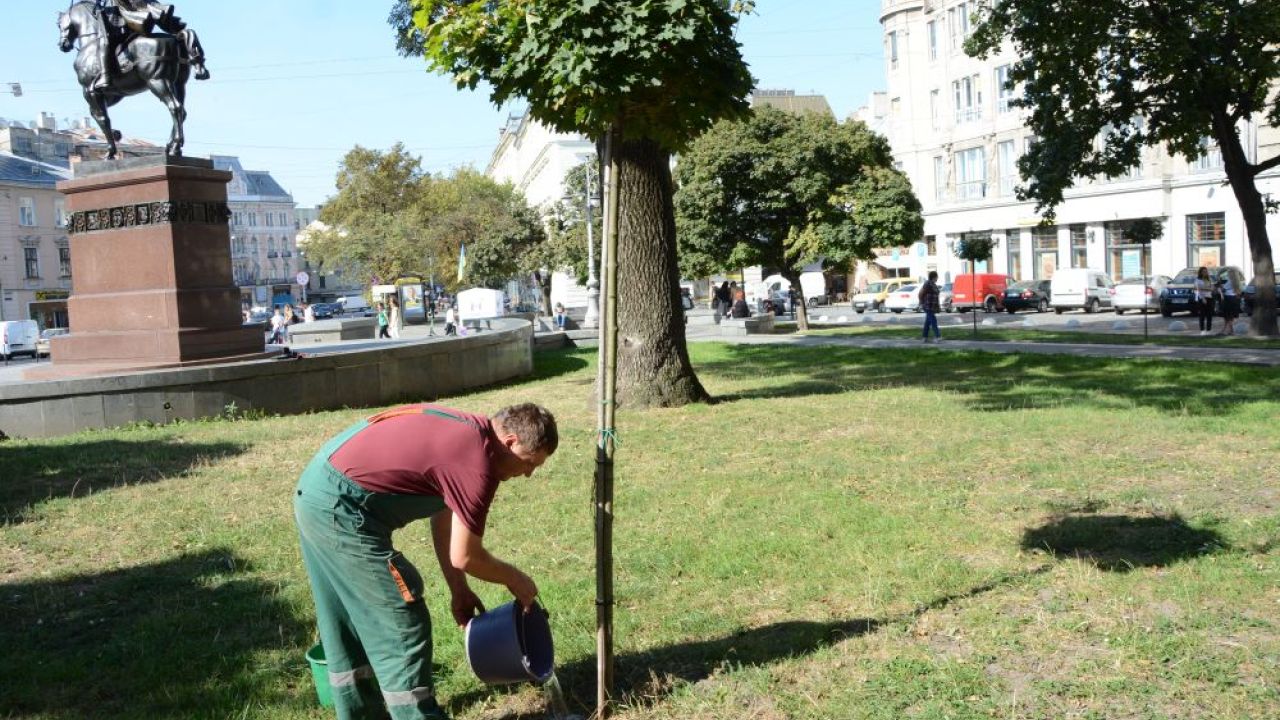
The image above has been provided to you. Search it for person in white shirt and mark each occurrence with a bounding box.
[1194,267,1215,335]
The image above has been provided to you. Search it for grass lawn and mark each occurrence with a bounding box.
[2,344,1279,719]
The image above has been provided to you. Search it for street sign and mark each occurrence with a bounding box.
[295,271,310,285]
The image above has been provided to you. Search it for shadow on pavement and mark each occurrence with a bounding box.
[1021,513,1229,572]
[697,343,1275,416]
[0,549,310,719]
[447,567,1049,719]
[0,437,247,525]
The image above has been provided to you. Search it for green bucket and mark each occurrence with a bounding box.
[305,643,334,708]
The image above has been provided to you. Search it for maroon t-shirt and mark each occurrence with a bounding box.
[328,404,499,536]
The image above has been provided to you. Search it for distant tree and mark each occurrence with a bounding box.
[395,0,754,407]
[311,146,544,294]
[524,161,600,314]
[967,0,1280,335]
[675,106,923,330]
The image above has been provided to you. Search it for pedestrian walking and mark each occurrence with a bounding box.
[294,402,558,720]
[1195,267,1216,335]
[713,281,730,322]
[268,307,286,344]
[444,306,457,336]
[389,296,404,339]
[377,302,391,339]
[1218,272,1240,336]
[918,270,942,343]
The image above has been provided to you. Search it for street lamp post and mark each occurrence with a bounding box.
[583,163,601,330]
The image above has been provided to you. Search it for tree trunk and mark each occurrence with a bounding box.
[615,137,710,407]
[534,270,553,318]
[1215,112,1278,336]
[785,272,810,331]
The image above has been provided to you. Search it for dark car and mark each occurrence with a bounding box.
[1242,272,1280,317]
[1160,266,1246,317]
[311,302,336,319]
[1003,279,1052,313]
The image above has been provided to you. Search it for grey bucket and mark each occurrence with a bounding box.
[464,601,554,685]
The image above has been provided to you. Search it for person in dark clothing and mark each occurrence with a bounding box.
[729,289,751,318]
[714,281,730,321]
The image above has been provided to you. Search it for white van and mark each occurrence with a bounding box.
[1050,269,1115,314]
[1,319,40,360]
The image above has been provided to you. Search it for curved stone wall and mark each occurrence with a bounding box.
[0,319,533,439]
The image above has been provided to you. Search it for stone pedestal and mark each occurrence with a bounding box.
[28,157,266,378]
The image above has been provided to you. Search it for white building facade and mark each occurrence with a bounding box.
[878,0,1280,284]
[0,153,72,329]
[486,112,597,311]
[211,156,301,309]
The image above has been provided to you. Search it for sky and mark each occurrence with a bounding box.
[1,1,886,208]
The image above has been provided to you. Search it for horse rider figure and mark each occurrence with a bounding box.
[91,0,208,93]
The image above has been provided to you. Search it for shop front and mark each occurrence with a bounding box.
[28,290,70,329]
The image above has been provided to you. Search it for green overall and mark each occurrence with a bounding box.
[295,409,477,720]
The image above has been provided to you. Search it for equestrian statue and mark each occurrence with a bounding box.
[58,0,209,159]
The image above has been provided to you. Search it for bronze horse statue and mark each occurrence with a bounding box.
[57,1,207,158]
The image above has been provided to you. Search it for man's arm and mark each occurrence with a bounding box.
[430,511,486,626]
[447,512,538,609]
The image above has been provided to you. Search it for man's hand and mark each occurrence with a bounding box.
[506,569,539,611]
[450,585,486,628]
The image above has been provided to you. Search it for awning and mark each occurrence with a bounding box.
[873,256,913,270]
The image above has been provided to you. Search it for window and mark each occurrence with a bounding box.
[24,247,40,279]
[930,89,941,129]
[1070,225,1088,268]
[952,74,982,123]
[279,212,288,226]
[19,197,37,226]
[927,21,938,60]
[934,155,946,202]
[266,212,274,227]
[947,7,961,50]
[890,97,901,115]
[233,211,243,226]
[1033,226,1058,279]
[955,146,987,201]
[1186,213,1226,268]
[887,31,899,69]
[1106,220,1155,279]
[1193,137,1223,172]
[926,235,937,256]
[997,140,1017,196]
[249,212,258,227]
[59,246,71,277]
[54,199,67,228]
[1007,230,1023,281]
[995,64,1015,113]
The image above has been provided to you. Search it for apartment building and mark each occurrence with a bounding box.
[211,156,300,309]
[0,153,73,328]
[878,0,1280,283]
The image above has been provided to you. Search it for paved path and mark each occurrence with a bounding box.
[681,309,1280,365]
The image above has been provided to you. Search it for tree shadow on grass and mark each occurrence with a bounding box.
[0,438,247,525]
[529,348,592,382]
[697,343,1273,416]
[447,566,1050,719]
[1021,513,1229,572]
[0,548,311,719]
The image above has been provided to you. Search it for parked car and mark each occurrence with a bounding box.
[1002,279,1052,313]
[1242,271,1280,317]
[310,302,336,319]
[952,273,1011,313]
[1159,266,1246,317]
[0,319,40,360]
[1050,268,1114,314]
[939,282,954,313]
[35,327,69,357]
[1111,275,1170,314]
[852,277,911,313]
[884,284,921,313]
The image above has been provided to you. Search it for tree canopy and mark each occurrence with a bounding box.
[674,106,923,328]
[392,0,753,149]
[968,0,1280,334]
[307,144,545,292]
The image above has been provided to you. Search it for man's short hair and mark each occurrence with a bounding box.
[493,403,559,454]
[928,270,939,281]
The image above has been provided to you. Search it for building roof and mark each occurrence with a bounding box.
[0,152,70,187]
[210,155,293,201]
[750,90,834,117]
[243,170,290,199]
